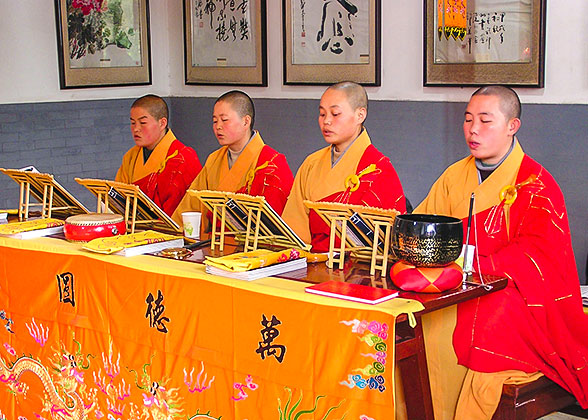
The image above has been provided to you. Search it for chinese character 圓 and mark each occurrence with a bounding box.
[57,272,75,307]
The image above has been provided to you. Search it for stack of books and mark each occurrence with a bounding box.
[0,218,64,239]
[205,257,307,281]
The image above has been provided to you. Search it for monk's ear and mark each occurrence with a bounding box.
[356,107,367,124]
[507,117,521,135]
[158,117,168,131]
[243,114,252,128]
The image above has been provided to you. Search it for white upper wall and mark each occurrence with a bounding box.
[1,0,586,105]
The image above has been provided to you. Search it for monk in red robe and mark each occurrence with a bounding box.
[116,95,202,216]
[172,91,294,232]
[282,81,406,251]
[416,86,588,418]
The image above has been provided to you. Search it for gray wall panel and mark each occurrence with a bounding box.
[1,98,586,282]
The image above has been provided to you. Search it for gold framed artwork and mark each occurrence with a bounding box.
[55,0,152,88]
[424,0,546,87]
[183,0,268,86]
[283,0,381,85]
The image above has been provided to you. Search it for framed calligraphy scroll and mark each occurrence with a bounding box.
[424,0,546,87]
[283,0,381,85]
[183,0,267,86]
[54,0,152,88]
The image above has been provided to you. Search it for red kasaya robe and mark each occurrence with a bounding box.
[416,140,588,407]
[282,129,406,251]
[115,129,202,216]
[172,131,294,231]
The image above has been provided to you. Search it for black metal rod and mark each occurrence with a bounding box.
[463,193,475,271]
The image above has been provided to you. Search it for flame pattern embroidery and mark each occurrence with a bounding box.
[26,317,49,347]
[184,361,215,393]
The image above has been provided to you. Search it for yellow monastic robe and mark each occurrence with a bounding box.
[116,129,180,184]
[282,130,405,248]
[412,140,582,420]
[415,140,523,219]
[410,142,526,420]
[172,131,293,230]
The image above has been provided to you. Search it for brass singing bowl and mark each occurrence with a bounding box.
[392,214,463,267]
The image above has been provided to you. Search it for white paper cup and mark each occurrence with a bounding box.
[182,212,201,239]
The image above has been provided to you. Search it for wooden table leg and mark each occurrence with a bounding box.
[396,318,435,420]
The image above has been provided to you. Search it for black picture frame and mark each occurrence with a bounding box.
[283,0,381,86]
[55,0,152,89]
[183,0,268,86]
[424,0,546,87]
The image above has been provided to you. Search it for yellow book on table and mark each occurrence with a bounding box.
[0,218,64,239]
[83,230,184,257]
[204,248,307,281]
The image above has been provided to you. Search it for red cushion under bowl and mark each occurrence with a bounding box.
[390,261,463,293]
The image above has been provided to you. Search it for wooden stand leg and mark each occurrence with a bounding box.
[327,219,338,269]
[42,184,48,218]
[131,196,138,234]
[18,182,25,220]
[47,185,54,218]
[210,204,220,251]
[327,216,347,269]
[338,219,347,269]
[24,183,31,220]
[252,207,262,251]
[396,319,435,420]
[370,221,392,277]
[219,206,226,252]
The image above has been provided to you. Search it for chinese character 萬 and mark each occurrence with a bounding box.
[255,314,286,363]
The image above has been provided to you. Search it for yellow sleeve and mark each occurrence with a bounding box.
[414,169,453,216]
[171,165,209,226]
[115,149,134,183]
[114,166,127,183]
[282,160,312,244]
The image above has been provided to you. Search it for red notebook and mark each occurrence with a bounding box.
[305,281,399,305]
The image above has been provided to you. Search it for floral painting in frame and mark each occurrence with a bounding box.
[55,0,151,88]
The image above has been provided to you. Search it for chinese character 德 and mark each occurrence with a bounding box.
[145,290,170,333]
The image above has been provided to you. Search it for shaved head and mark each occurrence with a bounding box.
[326,81,368,113]
[131,94,168,125]
[215,90,255,129]
[471,85,521,121]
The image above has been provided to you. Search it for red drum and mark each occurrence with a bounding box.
[64,213,126,243]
